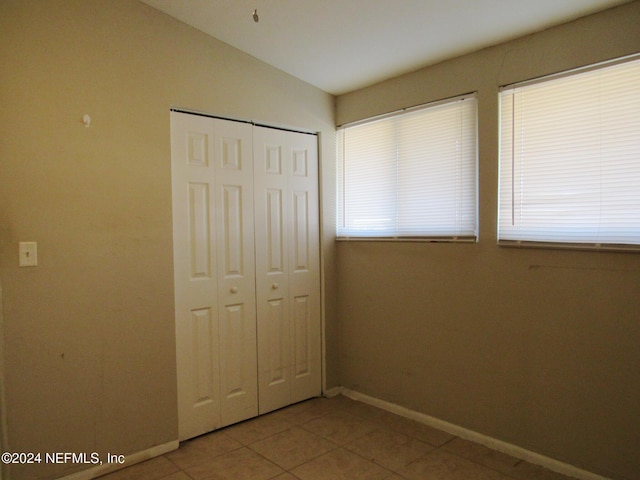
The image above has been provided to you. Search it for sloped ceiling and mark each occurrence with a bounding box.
[139,0,630,95]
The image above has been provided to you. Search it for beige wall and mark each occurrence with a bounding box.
[336,3,640,480]
[0,1,336,478]
[2,1,639,479]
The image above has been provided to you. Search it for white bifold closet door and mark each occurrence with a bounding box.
[253,126,321,415]
[171,112,321,441]
[171,112,258,440]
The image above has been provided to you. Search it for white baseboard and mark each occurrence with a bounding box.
[341,388,611,480]
[323,386,344,398]
[58,440,179,480]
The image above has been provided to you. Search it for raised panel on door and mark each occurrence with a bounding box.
[213,119,259,426]
[171,112,221,440]
[253,127,292,414]
[287,132,322,404]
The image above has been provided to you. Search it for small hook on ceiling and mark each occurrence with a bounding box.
[252,8,259,23]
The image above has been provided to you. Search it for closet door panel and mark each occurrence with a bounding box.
[254,127,292,414]
[255,127,321,412]
[213,119,258,427]
[266,298,288,384]
[287,133,322,403]
[171,112,222,440]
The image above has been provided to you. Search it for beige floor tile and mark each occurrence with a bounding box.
[284,397,346,424]
[510,461,578,480]
[154,473,192,480]
[259,396,339,422]
[96,396,586,480]
[290,448,393,480]
[319,394,363,410]
[271,473,303,480]
[345,427,435,471]
[397,449,512,480]
[97,456,179,480]
[443,438,520,472]
[333,397,397,422]
[382,414,456,447]
[223,411,293,445]
[300,411,380,445]
[249,426,337,470]
[165,431,243,469]
[182,447,283,480]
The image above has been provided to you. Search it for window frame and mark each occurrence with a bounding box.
[497,54,640,253]
[336,93,479,243]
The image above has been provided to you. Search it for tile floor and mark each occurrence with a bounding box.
[98,395,576,480]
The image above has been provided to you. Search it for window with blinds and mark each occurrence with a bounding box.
[337,95,478,240]
[498,56,640,250]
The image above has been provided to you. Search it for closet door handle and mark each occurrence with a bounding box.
[271,283,279,290]
[230,286,238,294]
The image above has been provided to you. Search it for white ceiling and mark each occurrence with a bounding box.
[139,0,629,95]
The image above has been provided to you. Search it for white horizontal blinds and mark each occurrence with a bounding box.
[338,120,396,235]
[498,57,640,246]
[337,96,477,238]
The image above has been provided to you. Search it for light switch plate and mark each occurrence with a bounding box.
[19,242,38,267]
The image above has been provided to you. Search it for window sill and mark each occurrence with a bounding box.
[497,239,640,253]
[336,236,477,243]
